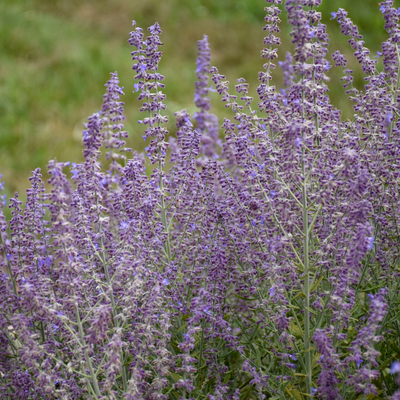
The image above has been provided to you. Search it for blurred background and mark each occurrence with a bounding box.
[0,0,391,203]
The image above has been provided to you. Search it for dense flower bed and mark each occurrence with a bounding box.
[1,0,400,398]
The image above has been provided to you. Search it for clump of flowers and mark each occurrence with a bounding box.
[1,0,400,399]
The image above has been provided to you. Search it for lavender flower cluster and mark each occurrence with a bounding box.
[1,0,400,399]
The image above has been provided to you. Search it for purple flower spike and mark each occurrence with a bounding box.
[101,71,129,160]
[129,18,168,165]
[193,35,220,164]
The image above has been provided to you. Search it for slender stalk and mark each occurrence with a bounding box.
[0,234,17,296]
[74,299,101,397]
[302,157,312,395]
[159,157,171,264]
[196,318,206,390]
[94,190,128,392]
[301,69,312,396]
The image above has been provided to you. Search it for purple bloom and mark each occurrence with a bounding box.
[391,361,400,374]
[204,306,212,316]
[85,305,112,345]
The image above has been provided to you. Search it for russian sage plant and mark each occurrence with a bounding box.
[1,0,400,399]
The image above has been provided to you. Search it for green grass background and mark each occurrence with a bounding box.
[0,0,392,201]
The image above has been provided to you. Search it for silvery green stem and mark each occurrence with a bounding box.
[159,158,171,264]
[302,157,312,396]
[302,74,312,396]
[95,193,128,392]
[0,234,17,296]
[75,300,101,398]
